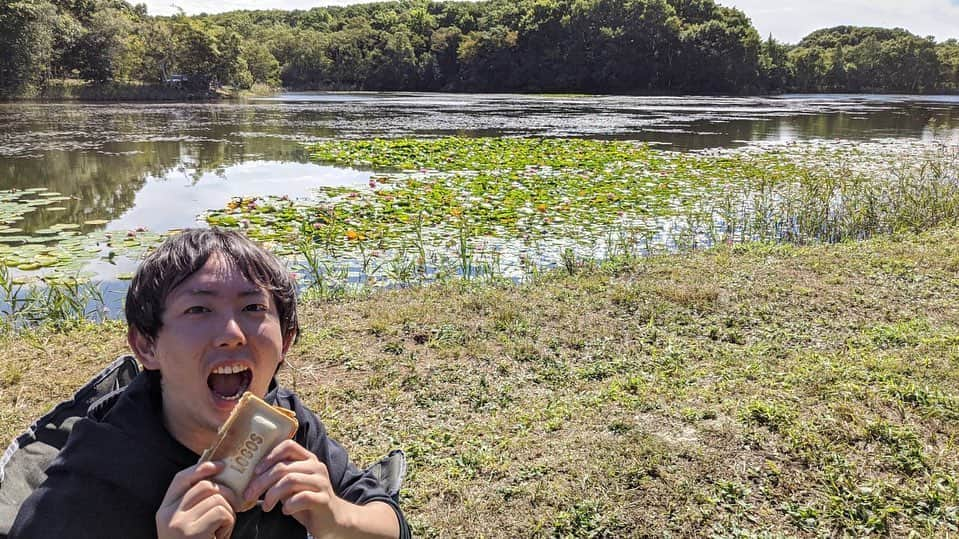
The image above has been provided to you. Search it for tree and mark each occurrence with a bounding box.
[456,26,519,90]
[937,39,959,91]
[788,26,944,93]
[73,5,138,82]
[243,41,280,85]
[428,26,463,89]
[170,16,252,89]
[279,30,333,88]
[759,35,791,92]
[788,47,825,92]
[0,0,57,96]
[673,5,761,93]
[139,18,176,83]
[825,45,847,91]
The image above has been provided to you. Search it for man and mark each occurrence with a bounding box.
[11,228,409,538]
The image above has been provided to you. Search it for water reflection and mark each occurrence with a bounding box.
[0,94,956,238]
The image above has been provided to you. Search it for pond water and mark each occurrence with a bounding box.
[0,92,957,309]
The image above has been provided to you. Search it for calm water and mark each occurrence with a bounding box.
[1,93,958,237]
[0,92,957,298]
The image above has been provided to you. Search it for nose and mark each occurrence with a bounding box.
[216,315,246,348]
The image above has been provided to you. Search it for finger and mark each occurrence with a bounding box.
[160,461,224,508]
[180,480,243,516]
[191,503,235,539]
[253,440,313,476]
[244,459,328,505]
[178,480,222,512]
[262,472,329,513]
[280,490,330,516]
[180,492,234,522]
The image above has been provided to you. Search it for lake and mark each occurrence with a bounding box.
[0,92,957,309]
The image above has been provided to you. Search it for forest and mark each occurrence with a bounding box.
[2,0,958,97]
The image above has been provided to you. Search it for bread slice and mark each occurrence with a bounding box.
[198,392,298,511]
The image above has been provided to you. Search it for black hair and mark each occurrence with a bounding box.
[124,228,298,342]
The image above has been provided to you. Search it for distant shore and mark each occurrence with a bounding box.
[5,81,958,103]
[1,80,281,102]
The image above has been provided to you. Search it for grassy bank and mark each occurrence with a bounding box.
[0,79,282,101]
[2,227,958,536]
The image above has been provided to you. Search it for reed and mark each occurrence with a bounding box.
[0,263,105,332]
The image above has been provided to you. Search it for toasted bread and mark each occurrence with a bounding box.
[198,392,298,511]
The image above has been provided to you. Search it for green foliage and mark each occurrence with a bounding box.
[938,39,959,91]
[788,26,943,93]
[242,41,280,85]
[0,0,58,97]
[3,0,958,95]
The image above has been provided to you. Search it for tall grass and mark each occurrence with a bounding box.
[679,143,959,246]
[0,263,106,332]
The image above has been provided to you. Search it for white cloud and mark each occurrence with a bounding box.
[722,0,959,43]
[142,0,959,44]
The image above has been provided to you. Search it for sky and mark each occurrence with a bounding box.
[142,0,959,44]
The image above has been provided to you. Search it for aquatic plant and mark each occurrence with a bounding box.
[0,261,106,332]
[205,137,959,290]
[1,136,955,312]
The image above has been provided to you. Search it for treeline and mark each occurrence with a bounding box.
[0,0,269,96]
[2,0,958,98]
[783,27,959,93]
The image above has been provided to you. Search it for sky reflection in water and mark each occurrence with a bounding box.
[0,92,955,299]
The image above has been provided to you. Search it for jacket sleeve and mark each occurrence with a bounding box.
[292,403,411,539]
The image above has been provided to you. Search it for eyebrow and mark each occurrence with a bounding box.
[177,288,266,298]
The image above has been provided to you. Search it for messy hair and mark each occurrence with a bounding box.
[124,228,298,342]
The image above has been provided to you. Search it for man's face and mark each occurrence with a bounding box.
[130,254,290,453]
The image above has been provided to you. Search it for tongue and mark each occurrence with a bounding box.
[209,372,246,397]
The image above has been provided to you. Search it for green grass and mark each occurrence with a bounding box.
[37,79,217,101]
[2,227,958,536]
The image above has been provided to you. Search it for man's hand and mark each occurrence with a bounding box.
[157,461,239,539]
[243,440,399,538]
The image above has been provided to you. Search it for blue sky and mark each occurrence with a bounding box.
[148,0,959,44]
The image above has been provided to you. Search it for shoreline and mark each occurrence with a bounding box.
[4,84,958,103]
[0,81,281,103]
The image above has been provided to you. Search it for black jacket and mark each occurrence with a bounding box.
[9,371,410,538]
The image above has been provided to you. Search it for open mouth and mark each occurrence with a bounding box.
[207,364,253,401]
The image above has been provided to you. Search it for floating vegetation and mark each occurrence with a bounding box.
[203,137,959,292]
[0,136,956,310]
[0,189,168,286]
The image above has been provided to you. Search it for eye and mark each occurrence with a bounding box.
[184,305,210,314]
[243,303,268,312]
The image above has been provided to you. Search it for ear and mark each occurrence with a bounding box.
[128,326,160,370]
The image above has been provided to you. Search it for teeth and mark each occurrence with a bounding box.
[212,364,250,375]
